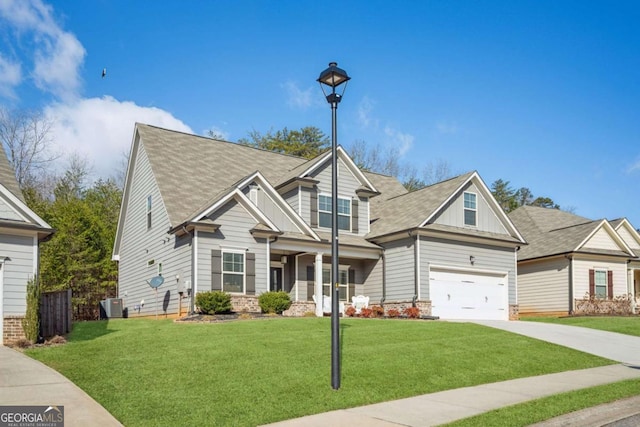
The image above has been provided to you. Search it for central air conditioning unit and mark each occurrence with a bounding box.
[100,298,123,319]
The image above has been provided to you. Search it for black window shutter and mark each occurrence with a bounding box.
[348,268,356,301]
[607,270,613,299]
[588,269,595,297]
[307,265,315,301]
[352,199,359,234]
[246,252,256,295]
[310,189,318,228]
[211,250,222,291]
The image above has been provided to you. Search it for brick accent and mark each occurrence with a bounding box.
[509,304,519,320]
[3,316,26,345]
[231,295,261,313]
[282,302,315,317]
[574,297,633,316]
[382,300,432,316]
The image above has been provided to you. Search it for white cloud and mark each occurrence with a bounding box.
[384,126,414,157]
[0,0,85,100]
[205,125,230,141]
[0,54,22,97]
[44,96,192,180]
[282,81,316,109]
[357,96,377,129]
[627,157,640,174]
[435,121,458,135]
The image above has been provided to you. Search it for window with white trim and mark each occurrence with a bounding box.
[463,192,477,226]
[222,252,244,293]
[322,267,349,302]
[595,270,607,299]
[318,194,351,231]
[146,195,152,229]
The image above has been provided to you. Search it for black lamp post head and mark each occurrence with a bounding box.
[318,62,350,104]
[317,62,351,88]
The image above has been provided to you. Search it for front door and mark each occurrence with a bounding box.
[270,267,283,292]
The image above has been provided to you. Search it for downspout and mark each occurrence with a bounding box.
[567,254,574,314]
[413,231,419,307]
[380,252,386,306]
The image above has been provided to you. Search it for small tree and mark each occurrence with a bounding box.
[22,278,40,343]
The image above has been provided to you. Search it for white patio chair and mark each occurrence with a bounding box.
[351,295,369,314]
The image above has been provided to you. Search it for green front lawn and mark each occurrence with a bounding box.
[523,316,640,337]
[444,378,640,426]
[25,318,612,426]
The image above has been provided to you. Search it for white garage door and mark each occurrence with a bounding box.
[430,269,508,320]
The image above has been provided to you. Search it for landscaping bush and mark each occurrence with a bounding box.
[196,291,232,314]
[370,305,384,318]
[403,307,420,319]
[387,308,401,318]
[258,291,292,314]
[344,306,356,317]
[360,307,373,318]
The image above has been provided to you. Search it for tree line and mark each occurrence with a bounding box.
[0,107,561,319]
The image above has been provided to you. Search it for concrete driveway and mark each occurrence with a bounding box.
[0,346,122,427]
[468,319,640,367]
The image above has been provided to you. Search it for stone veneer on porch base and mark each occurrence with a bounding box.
[3,316,26,345]
[382,300,432,316]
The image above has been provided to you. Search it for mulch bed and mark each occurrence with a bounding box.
[175,313,278,323]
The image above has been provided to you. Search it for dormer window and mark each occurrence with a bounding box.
[463,192,476,226]
[318,194,351,231]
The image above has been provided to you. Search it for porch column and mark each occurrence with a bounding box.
[315,252,323,317]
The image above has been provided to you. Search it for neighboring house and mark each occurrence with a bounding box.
[509,206,640,316]
[113,124,525,321]
[0,150,54,345]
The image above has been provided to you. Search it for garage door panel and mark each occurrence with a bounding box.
[430,269,507,320]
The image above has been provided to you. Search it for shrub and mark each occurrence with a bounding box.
[360,307,373,318]
[370,305,384,318]
[403,307,420,319]
[258,291,292,314]
[22,278,40,343]
[387,308,401,318]
[11,338,32,349]
[196,291,232,314]
[46,335,67,345]
[344,306,356,317]
[238,313,252,320]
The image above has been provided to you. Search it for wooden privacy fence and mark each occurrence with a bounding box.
[40,289,73,338]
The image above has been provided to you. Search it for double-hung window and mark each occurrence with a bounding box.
[318,195,351,231]
[322,267,349,302]
[463,192,477,226]
[594,270,607,299]
[222,252,244,293]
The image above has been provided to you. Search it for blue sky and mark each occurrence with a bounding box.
[1,0,639,227]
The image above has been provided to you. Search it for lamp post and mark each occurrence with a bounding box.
[318,62,350,390]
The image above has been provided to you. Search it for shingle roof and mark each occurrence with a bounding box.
[138,124,307,226]
[0,145,25,203]
[508,206,630,260]
[364,171,408,213]
[367,172,475,238]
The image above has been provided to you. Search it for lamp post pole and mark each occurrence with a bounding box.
[317,62,350,390]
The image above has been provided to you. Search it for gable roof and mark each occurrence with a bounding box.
[136,123,307,226]
[0,147,52,238]
[368,171,525,244]
[508,206,634,261]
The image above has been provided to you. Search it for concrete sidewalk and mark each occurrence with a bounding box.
[265,320,640,427]
[0,346,122,427]
[263,364,640,427]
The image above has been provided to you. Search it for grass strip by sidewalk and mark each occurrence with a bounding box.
[523,316,640,337]
[442,377,640,426]
[25,318,612,426]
